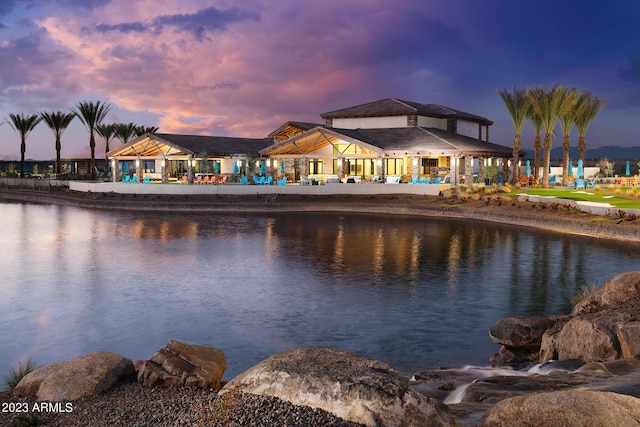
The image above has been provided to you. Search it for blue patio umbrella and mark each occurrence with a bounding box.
[233,161,239,174]
[525,160,531,176]
[626,160,630,177]
[260,160,266,175]
[215,161,220,174]
[280,160,285,174]
[577,159,584,178]
[568,160,573,176]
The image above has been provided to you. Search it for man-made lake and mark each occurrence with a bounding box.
[1,202,639,379]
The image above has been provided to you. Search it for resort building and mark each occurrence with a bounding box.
[107,98,514,186]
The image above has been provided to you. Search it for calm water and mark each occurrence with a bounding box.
[1,202,640,379]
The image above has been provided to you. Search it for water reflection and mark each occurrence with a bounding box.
[1,204,640,379]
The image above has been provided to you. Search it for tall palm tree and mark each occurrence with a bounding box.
[526,104,543,182]
[97,123,116,177]
[557,87,580,183]
[114,122,138,145]
[134,125,159,137]
[40,111,76,177]
[575,92,607,163]
[8,113,42,177]
[527,84,568,187]
[497,87,530,183]
[73,100,111,179]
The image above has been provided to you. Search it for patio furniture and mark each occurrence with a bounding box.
[122,175,131,183]
[266,176,273,185]
[241,176,248,184]
[586,178,596,189]
[575,178,586,190]
[143,176,151,184]
[424,177,431,184]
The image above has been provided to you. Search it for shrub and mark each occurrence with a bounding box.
[616,209,627,219]
[3,358,36,391]
[572,280,602,306]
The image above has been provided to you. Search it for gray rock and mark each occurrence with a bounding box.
[489,316,552,349]
[221,347,456,427]
[13,352,134,401]
[478,390,640,427]
[137,340,226,390]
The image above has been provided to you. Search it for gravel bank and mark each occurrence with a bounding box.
[1,379,365,426]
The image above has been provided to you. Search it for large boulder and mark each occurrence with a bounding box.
[221,348,456,427]
[13,352,134,401]
[478,390,640,426]
[572,271,640,316]
[544,311,631,363]
[489,316,552,349]
[137,340,226,390]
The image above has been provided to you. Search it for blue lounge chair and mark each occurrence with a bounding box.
[575,178,586,190]
[122,175,131,183]
[241,176,248,185]
[409,177,418,184]
[143,176,151,184]
[586,178,596,189]
[434,177,441,184]
[265,176,273,185]
[424,177,431,184]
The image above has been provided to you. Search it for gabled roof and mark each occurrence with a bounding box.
[261,126,514,157]
[320,98,493,125]
[108,133,273,158]
[268,121,323,141]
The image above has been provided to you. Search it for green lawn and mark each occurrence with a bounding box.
[509,187,640,210]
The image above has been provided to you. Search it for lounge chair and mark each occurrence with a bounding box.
[434,177,441,184]
[143,176,151,184]
[409,177,418,184]
[549,176,557,185]
[131,175,138,183]
[424,177,431,184]
[240,176,248,185]
[265,176,273,185]
[586,178,596,189]
[575,178,586,190]
[122,175,131,183]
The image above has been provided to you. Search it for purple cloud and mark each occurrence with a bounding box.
[153,6,260,41]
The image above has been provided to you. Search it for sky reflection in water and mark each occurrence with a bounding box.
[1,203,639,379]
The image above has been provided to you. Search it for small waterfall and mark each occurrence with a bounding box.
[443,381,474,404]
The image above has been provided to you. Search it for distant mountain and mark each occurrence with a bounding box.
[522,146,640,160]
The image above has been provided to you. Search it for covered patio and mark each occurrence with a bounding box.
[107,133,272,183]
[260,126,515,186]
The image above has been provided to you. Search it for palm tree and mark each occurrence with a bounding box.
[7,113,42,177]
[40,111,76,177]
[114,122,138,145]
[575,92,607,163]
[557,87,580,183]
[526,104,543,182]
[527,84,569,187]
[134,125,159,137]
[73,100,111,179]
[497,87,530,183]
[97,123,116,177]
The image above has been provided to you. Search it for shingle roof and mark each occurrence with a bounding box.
[320,98,493,125]
[154,133,273,156]
[325,127,513,156]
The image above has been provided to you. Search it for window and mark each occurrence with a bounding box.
[309,159,323,174]
[385,158,404,175]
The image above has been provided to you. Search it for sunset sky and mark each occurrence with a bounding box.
[1,0,640,160]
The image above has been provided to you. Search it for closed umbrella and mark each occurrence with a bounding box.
[233,161,239,174]
[577,159,584,178]
[568,160,573,176]
[626,160,630,177]
[280,160,285,174]
[260,160,266,175]
[525,160,531,177]
[215,161,220,174]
